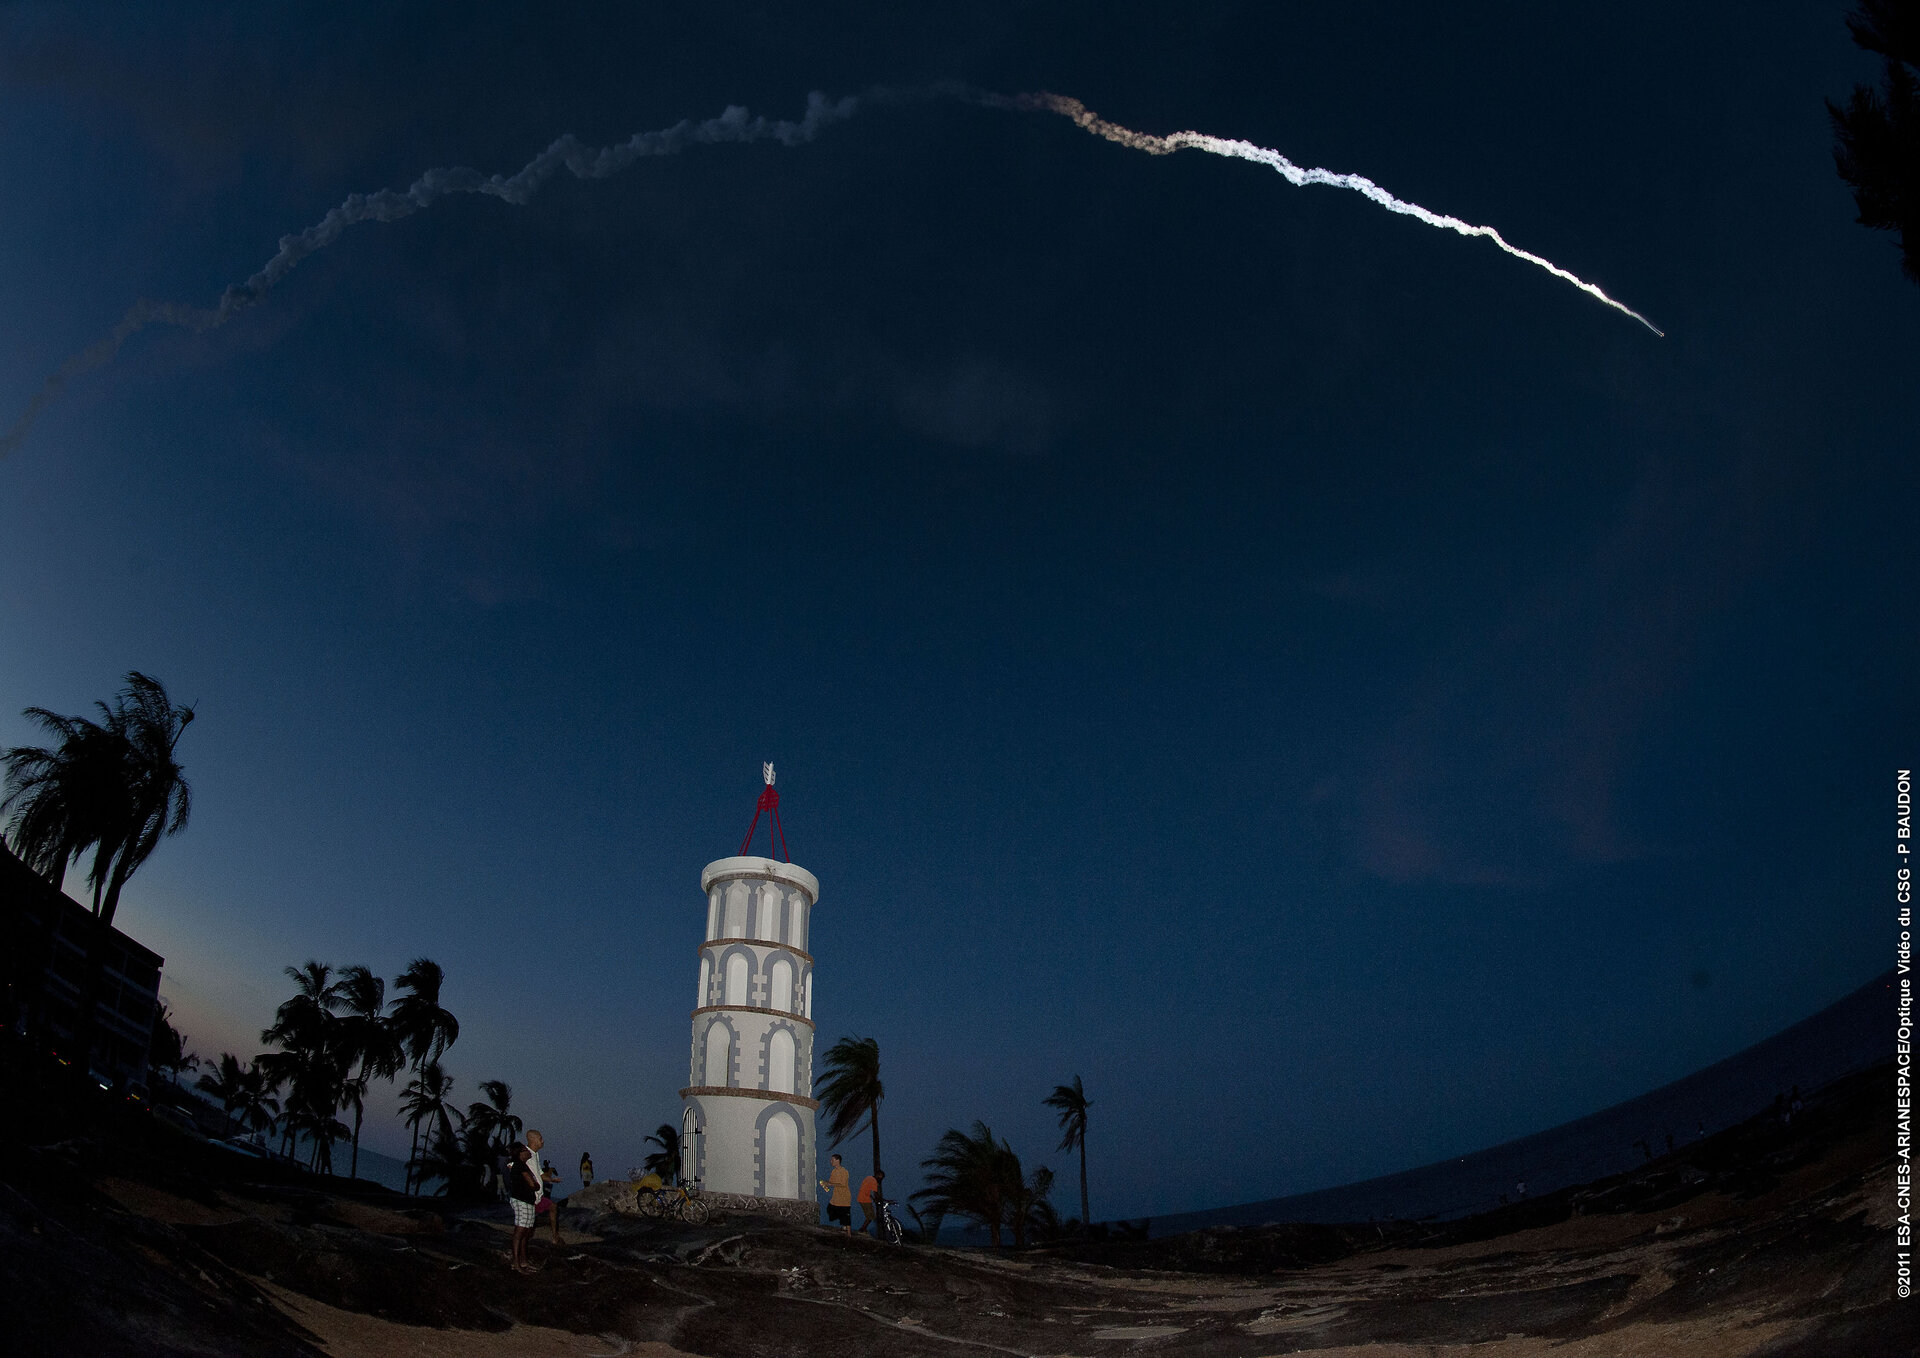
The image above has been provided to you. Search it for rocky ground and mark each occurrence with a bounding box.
[1,1065,1906,1357]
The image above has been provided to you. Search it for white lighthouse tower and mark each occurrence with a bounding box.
[679,764,819,1221]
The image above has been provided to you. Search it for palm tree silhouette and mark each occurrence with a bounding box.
[400,1061,463,1194]
[1,707,122,897]
[148,1003,199,1094]
[466,1078,523,1184]
[265,961,346,1038]
[1830,0,1919,282]
[196,1053,250,1138]
[196,1052,279,1141]
[1044,1075,1092,1234]
[817,1035,884,1180]
[390,958,459,1193]
[335,965,401,1182]
[643,1123,682,1184]
[89,673,194,927]
[260,962,351,1172]
[3,673,194,1076]
[236,1063,281,1142]
[913,1121,1054,1247]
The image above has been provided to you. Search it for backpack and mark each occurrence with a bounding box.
[508,1151,539,1204]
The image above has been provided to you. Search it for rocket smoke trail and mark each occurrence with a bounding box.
[3,85,1661,457]
[0,93,857,458]
[1003,92,1664,337]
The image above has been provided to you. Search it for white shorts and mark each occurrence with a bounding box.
[512,1198,536,1228]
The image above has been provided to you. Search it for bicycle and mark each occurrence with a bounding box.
[636,1178,711,1225]
[874,1196,904,1245]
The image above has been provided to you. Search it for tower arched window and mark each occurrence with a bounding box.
[757,885,782,940]
[769,957,793,1012]
[768,1027,796,1094]
[723,882,749,937]
[697,956,711,1008]
[702,1021,732,1087]
[763,1110,799,1198]
[724,953,749,1007]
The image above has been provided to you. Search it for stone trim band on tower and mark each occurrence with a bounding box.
[699,938,814,964]
[692,1004,815,1030]
[679,1085,820,1110]
[700,856,819,902]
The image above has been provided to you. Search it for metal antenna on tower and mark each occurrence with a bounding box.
[739,762,790,860]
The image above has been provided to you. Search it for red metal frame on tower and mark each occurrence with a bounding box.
[738,762,790,861]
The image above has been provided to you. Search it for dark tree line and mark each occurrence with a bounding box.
[1831,0,1919,281]
[2,674,526,1196]
[815,1033,1099,1247]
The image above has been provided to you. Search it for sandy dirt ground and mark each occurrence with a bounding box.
[257,1279,704,1358]
[4,1065,1905,1357]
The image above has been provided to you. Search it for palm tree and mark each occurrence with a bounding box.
[90,673,194,927]
[1044,1075,1092,1234]
[195,1053,251,1138]
[817,1035,884,1180]
[400,1060,462,1193]
[914,1122,1015,1247]
[261,962,352,1173]
[194,1053,279,1143]
[1006,1163,1058,1248]
[1,707,123,896]
[915,1122,1054,1248]
[413,1120,479,1197]
[252,1050,299,1158]
[148,1003,199,1095]
[466,1078,523,1190]
[335,966,401,1182]
[264,962,345,1040]
[3,674,193,1076]
[1830,0,1919,283]
[232,1060,281,1143]
[389,958,459,1193]
[643,1123,681,1184]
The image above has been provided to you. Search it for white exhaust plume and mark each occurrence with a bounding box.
[0,93,857,457]
[3,85,1660,458]
[1000,92,1663,337]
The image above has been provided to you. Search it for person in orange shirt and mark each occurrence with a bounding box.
[819,1153,852,1236]
[856,1169,880,1236]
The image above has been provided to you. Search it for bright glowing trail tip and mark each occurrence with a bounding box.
[1019,93,1664,338]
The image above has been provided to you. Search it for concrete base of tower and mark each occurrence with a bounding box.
[695,1191,818,1225]
[568,1181,818,1226]
[681,1087,817,1202]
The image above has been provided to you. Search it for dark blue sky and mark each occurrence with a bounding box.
[2,1,1910,1217]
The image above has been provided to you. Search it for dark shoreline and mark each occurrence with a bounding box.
[3,1032,1904,1357]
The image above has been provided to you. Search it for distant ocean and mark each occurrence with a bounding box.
[1145,971,1893,1236]
[299,1138,410,1194]
[198,1124,412,1194]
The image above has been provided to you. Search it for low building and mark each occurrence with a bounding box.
[0,840,164,1094]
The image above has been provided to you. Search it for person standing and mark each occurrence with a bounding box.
[527,1129,561,1246]
[819,1153,852,1236]
[579,1151,594,1188]
[857,1168,880,1237]
[506,1143,540,1274]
